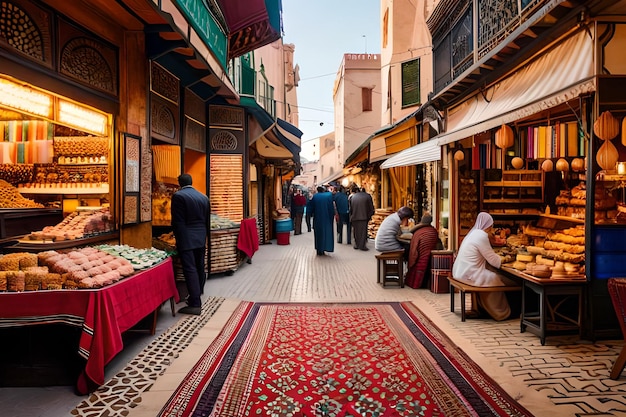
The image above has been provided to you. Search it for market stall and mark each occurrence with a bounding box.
[0,254,178,394]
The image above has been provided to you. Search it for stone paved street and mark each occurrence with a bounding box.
[2,230,626,416]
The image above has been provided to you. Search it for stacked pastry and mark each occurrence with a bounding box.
[0,252,43,291]
[521,224,585,276]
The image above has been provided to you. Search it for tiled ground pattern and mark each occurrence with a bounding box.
[421,290,626,416]
[70,297,225,417]
[6,230,626,417]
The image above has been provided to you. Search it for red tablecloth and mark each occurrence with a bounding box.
[0,257,179,394]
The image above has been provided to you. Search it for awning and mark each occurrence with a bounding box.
[320,171,345,187]
[380,139,441,169]
[240,96,301,164]
[217,0,282,60]
[345,106,424,166]
[435,29,595,146]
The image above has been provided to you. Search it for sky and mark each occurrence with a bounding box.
[281,0,381,160]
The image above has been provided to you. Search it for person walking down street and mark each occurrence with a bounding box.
[333,185,351,244]
[291,188,306,235]
[349,185,375,251]
[308,185,335,256]
[305,188,313,232]
[375,206,414,258]
[406,213,443,289]
[452,212,519,321]
[171,173,209,315]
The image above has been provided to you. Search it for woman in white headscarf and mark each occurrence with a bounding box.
[452,212,518,320]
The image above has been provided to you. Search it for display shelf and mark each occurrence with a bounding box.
[481,169,545,211]
[7,231,119,251]
[539,213,585,225]
[17,185,109,194]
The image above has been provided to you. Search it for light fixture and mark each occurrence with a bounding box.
[0,77,52,118]
[453,143,464,161]
[57,100,109,136]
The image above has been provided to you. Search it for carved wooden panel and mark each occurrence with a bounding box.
[151,62,179,105]
[0,0,53,67]
[184,88,205,124]
[184,117,206,152]
[151,93,179,144]
[57,17,118,95]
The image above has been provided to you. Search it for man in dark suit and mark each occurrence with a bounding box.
[171,173,209,315]
[349,186,375,251]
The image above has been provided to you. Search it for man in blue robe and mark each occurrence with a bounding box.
[307,186,335,256]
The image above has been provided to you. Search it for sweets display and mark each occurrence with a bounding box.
[0,179,43,208]
[24,207,113,241]
[0,245,168,291]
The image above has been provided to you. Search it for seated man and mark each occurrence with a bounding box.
[405,213,443,289]
[374,206,414,258]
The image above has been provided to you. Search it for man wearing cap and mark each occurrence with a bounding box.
[406,213,442,289]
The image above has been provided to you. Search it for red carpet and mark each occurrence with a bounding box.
[159,302,532,416]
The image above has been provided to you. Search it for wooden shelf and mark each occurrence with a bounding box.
[482,169,545,211]
[539,214,585,224]
[484,198,543,204]
[483,180,543,187]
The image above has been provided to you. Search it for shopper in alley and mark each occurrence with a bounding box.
[332,185,351,244]
[308,185,335,256]
[349,185,375,251]
[171,173,209,315]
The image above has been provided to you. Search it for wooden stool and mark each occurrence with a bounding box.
[375,250,405,288]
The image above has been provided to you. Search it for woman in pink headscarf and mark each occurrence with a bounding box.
[452,212,519,320]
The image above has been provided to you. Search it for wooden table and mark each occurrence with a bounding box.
[501,266,587,345]
[0,257,179,393]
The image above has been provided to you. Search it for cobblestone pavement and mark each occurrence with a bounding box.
[2,230,626,416]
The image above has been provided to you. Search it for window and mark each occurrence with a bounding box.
[401,58,420,108]
[362,87,373,112]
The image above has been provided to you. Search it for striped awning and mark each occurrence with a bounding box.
[380,139,441,169]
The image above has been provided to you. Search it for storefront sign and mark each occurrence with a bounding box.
[174,0,228,69]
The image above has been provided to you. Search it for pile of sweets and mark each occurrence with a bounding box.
[37,247,135,289]
[94,244,168,270]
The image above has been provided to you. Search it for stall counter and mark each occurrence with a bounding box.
[0,257,179,394]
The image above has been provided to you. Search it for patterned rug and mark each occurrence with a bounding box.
[158,302,532,417]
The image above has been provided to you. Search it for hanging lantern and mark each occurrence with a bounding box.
[556,158,569,172]
[596,140,619,170]
[593,111,619,141]
[541,159,554,172]
[495,124,514,149]
[454,149,465,161]
[511,157,524,169]
[571,157,585,172]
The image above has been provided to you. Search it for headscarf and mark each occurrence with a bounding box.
[471,212,494,232]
